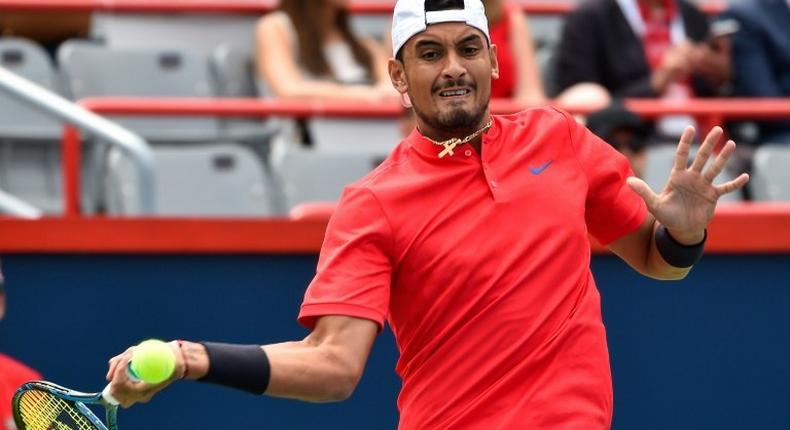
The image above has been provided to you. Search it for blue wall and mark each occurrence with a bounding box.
[1,254,789,429]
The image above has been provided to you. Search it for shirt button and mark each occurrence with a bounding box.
[465,150,472,157]
[491,181,498,188]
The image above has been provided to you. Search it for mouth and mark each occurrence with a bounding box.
[437,87,472,99]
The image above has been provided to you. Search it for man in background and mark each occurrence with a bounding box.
[724,0,790,144]
[554,0,731,138]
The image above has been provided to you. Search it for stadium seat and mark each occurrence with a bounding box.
[306,118,401,153]
[0,37,64,213]
[750,144,790,201]
[210,44,281,146]
[57,40,223,142]
[57,41,285,215]
[271,143,385,210]
[104,142,280,216]
[0,37,62,139]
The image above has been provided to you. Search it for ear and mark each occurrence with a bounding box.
[489,44,500,80]
[388,58,409,94]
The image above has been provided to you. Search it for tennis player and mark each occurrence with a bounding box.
[106,0,749,427]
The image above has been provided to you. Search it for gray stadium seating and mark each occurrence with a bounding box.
[0,37,62,139]
[57,40,222,142]
[0,37,65,213]
[210,44,281,146]
[57,41,283,215]
[306,118,402,153]
[271,143,386,210]
[750,144,790,201]
[105,142,279,216]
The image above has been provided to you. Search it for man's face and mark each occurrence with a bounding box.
[389,22,498,136]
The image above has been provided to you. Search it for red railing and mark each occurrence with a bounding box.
[0,0,726,15]
[1,203,789,253]
[63,97,790,218]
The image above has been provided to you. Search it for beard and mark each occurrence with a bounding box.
[417,103,488,132]
[412,81,489,134]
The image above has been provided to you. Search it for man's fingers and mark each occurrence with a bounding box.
[691,126,723,173]
[106,356,120,381]
[703,140,736,183]
[673,126,695,171]
[627,177,659,211]
[106,347,133,381]
[715,173,750,196]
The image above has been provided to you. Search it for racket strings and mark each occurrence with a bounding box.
[17,390,99,430]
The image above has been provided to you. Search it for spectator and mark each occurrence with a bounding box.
[553,0,731,131]
[255,0,395,102]
[586,102,650,178]
[723,0,790,144]
[483,0,546,104]
[0,261,42,430]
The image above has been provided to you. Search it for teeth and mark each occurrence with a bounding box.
[440,89,469,97]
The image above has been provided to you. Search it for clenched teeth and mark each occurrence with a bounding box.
[440,89,470,97]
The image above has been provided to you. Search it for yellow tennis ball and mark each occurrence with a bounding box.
[129,339,176,384]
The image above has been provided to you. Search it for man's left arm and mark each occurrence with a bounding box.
[608,126,749,280]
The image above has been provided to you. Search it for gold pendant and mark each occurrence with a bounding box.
[438,138,461,158]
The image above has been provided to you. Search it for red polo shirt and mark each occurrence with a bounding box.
[299,107,647,429]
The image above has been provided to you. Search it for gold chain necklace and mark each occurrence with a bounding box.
[422,119,492,158]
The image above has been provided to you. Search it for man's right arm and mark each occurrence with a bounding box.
[262,316,379,402]
[107,315,379,407]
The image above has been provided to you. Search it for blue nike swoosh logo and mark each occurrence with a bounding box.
[529,160,552,175]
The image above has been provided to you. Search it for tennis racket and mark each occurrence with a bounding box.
[12,381,120,430]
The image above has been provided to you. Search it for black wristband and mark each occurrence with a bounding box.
[198,342,270,394]
[655,225,707,268]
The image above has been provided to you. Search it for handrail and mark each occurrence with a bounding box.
[66,96,790,217]
[0,189,42,219]
[0,0,726,15]
[0,66,156,215]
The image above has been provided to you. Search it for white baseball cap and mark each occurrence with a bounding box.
[391,0,490,58]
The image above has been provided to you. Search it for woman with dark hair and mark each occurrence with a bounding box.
[256,0,395,101]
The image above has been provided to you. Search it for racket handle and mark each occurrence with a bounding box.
[102,384,120,406]
[102,362,139,406]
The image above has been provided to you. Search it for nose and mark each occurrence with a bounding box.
[441,51,467,81]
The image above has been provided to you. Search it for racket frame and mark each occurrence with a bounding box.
[12,380,119,430]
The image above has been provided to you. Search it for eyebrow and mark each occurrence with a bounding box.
[414,39,442,50]
[456,33,484,46]
[413,32,484,50]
